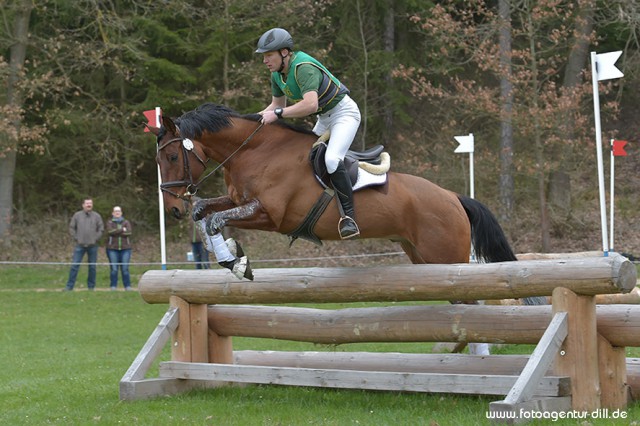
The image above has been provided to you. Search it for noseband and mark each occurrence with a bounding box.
[157,137,208,200]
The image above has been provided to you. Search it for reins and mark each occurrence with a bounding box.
[192,121,264,189]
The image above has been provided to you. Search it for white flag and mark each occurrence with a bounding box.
[454,133,474,154]
[595,51,624,81]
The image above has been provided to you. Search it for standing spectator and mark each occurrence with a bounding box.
[191,220,210,269]
[65,198,104,291]
[106,206,133,291]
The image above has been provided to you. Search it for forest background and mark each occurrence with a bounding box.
[1,0,639,266]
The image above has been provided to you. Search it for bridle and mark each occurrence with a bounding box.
[157,137,209,200]
[157,122,264,201]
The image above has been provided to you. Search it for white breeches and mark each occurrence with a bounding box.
[313,95,361,174]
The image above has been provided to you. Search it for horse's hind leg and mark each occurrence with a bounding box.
[399,241,425,264]
[401,239,490,355]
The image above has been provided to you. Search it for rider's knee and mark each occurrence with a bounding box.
[325,156,340,174]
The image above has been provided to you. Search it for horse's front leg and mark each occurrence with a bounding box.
[192,195,238,221]
[205,198,263,235]
[193,205,255,281]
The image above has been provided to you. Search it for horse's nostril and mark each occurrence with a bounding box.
[171,207,182,219]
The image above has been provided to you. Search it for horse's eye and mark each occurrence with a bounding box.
[169,153,179,162]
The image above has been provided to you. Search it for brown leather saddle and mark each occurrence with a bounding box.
[310,142,385,189]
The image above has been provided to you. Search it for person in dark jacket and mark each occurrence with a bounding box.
[65,198,104,291]
[105,206,133,291]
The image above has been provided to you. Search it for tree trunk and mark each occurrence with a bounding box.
[120,77,132,182]
[0,0,32,240]
[526,6,551,252]
[382,0,395,145]
[356,0,368,149]
[222,0,230,96]
[551,0,594,211]
[498,0,514,226]
[562,0,594,89]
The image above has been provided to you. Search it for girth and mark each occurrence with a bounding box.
[287,188,334,246]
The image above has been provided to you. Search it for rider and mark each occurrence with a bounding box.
[256,28,361,240]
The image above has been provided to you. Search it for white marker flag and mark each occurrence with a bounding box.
[454,133,475,199]
[595,51,624,81]
[454,133,474,153]
[591,50,624,256]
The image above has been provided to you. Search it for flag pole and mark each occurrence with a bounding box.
[469,149,474,199]
[454,133,475,198]
[454,133,475,261]
[609,139,615,251]
[155,107,167,270]
[590,52,609,256]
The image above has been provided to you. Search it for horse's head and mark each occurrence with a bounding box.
[149,115,208,219]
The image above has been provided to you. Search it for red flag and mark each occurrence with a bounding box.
[612,140,628,157]
[142,109,160,132]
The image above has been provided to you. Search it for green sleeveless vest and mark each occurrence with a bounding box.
[272,51,349,113]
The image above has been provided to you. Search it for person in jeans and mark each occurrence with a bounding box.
[105,206,133,291]
[65,198,104,291]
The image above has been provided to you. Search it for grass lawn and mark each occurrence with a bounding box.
[1,264,639,425]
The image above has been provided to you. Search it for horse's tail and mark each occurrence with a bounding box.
[458,195,547,306]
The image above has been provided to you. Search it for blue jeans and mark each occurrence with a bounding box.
[191,242,210,269]
[106,248,132,289]
[66,245,99,290]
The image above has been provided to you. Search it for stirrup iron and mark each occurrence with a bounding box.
[338,216,360,239]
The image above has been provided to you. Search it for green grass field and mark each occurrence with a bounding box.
[1,264,639,425]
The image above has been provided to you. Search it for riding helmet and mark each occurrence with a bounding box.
[255,28,294,53]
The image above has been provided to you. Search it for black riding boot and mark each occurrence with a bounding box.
[329,160,360,239]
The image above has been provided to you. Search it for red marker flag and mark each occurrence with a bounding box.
[142,109,160,132]
[612,140,628,157]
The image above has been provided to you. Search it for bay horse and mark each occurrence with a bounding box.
[150,102,542,306]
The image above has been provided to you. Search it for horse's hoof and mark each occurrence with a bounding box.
[191,202,205,221]
[218,256,253,281]
[468,343,491,355]
[225,238,245,258]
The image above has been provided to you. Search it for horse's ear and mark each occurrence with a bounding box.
[162,116,180,136]
[145,124,160,136]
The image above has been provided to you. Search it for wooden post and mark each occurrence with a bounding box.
[552,287,601,411]
[170,296,191,362]
[208,329,233,364]
[208,304,233,364]
[190,303,209,363]
[597,333,629,408]
[170,296,208,362]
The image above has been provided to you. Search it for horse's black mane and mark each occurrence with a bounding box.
[174,102,315,139]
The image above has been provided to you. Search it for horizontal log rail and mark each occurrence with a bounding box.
[139,255,636,305]
[206,304,640,347]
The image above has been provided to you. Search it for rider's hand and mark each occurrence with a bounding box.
[261,110,278,124]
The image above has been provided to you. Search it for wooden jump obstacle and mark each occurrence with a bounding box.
[121,255,638,423]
